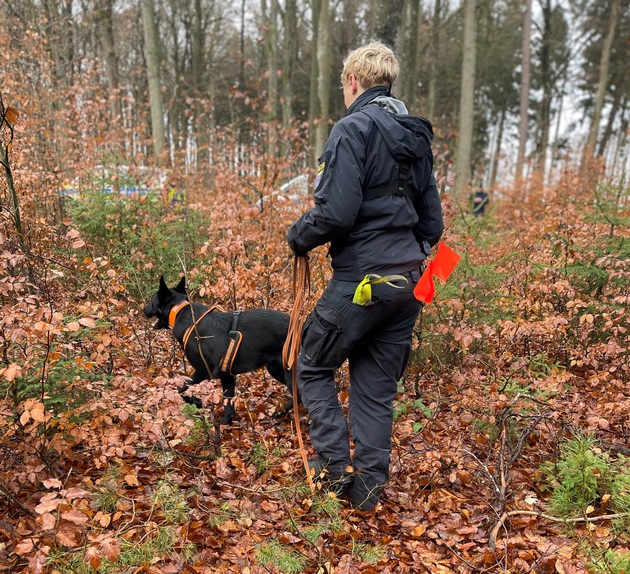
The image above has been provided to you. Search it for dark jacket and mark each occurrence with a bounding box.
[288,86,444,280]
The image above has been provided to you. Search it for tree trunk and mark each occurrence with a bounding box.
[281,0,297,130]
[266,0,279,124]
[95,0,119,119]
[516,0,532,181]
[537,0,552,180]
[191,0,203,90]
[489,107,505,190]
[397,0,420,108]
[584,0,621,161]
[261,0,279,157]
[309,0,321,156]
[427,0,442,120]
[43,0,75,89]
[597,80,623,158]
[455,0,477,194]
[314,0,332,161]
[141,0,166,161]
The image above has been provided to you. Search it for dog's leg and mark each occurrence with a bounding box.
[220,374,236,424]
[266,361,297,417]
[178,372,204,409]
[278,368,297,416]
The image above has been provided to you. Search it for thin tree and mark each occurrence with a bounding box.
[260,0,280,157]
[141,0,166,161]
[94,0,120,120]
[455,0,477,194]
[314,0,332,160]
[397,0,420,109]
[516,0,532,181]
[281,0,298,130]
[584,0,621,162]
[427,0,443,120]
[308,0,321,155]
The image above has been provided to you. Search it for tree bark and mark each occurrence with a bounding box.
[455,0,477,194]
[397,0,420,108]
[281,0,297,130]
[489,107,505,190]
[537,0,552,180]
[95,0,119,120]
[261,0,279,157]
[141,0,166,161]
[516,0,532,182]
[584,0,621,161]
[314,0,332,161]
[427,0,442,120]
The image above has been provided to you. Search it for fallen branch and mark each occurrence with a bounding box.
[489,509,629,550]
[0,483,36,517]
[601,441,630,457]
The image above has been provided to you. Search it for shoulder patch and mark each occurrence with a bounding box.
[314,161,325,190]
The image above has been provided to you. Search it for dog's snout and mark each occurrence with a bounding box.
[143,303,155,318]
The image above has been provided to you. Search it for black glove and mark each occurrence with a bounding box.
[287,227,307,256]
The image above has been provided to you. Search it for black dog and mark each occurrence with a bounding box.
[143,276,293,424]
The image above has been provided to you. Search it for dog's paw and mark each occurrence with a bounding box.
[177,377,194,394]
[272,398,294,418]
[182,395,203,409]
[220,412,235,425]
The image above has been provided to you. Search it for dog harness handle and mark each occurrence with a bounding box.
[219,310,243,375]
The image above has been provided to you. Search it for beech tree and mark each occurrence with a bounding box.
[516,0,533,181]
[314,0,332,159]
[584,0,622,161]
[455,0,477,193]
[141,0,166,160]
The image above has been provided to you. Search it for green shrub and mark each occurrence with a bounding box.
[539,434,629,526]
[255,539,307,574]
[66,191,210,300]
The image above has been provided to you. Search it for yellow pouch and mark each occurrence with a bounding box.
[352,275,373,306]
[352,274,409,306]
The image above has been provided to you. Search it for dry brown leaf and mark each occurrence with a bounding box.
[5,106,19,124]
[61,509,89,525]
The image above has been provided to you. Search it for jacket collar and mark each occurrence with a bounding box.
[345,86,390,116]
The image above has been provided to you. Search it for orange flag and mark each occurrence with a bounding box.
[414,242,461,303]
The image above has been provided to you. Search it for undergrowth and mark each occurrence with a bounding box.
[538,433,630,572]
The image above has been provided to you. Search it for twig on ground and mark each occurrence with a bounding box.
[489,510,629,550]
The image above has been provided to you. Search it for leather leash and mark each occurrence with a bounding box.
[282,255,315,492]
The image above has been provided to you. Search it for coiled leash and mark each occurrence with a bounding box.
[282,255,315,492]
[352,273,409,306]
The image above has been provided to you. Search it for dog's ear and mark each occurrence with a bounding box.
[158,275,170,297]
[175,276,186,293]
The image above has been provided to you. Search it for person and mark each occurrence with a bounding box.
[287,41,444,510]
[470,186,489,217]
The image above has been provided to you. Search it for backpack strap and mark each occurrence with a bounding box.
[363,161,414,201]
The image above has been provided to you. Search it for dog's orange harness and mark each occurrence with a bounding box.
[168,300,242,375]
[168,300,190,328]
[169,300,213,350]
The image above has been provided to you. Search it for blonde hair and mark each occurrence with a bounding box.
[341,41,399,89]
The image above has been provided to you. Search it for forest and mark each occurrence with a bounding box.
[1,0,629,572]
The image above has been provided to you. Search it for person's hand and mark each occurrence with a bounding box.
[287,227,307,256]
[288,240,306,257]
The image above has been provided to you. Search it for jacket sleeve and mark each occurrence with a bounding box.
[288,127,365,255]
[412,171,444,254]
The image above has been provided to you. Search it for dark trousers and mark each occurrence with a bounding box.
[297,269,422,505]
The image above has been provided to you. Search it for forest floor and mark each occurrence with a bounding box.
[1,171,628,573]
